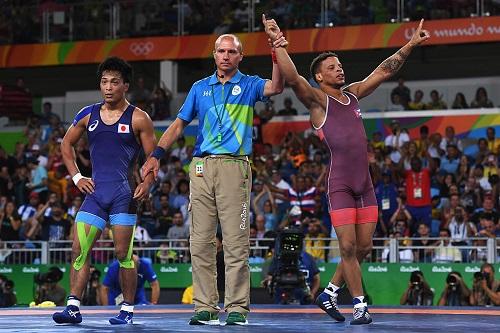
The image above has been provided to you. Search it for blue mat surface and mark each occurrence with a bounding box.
[0,305,499,332]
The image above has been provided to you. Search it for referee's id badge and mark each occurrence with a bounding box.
[195,161,204,177]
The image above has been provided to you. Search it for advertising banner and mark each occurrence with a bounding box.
[2,263,498,306]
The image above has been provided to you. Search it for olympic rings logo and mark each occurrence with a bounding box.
[129,42,154,56]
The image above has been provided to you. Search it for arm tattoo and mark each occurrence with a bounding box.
[379,48,410,74]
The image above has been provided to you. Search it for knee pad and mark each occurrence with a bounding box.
[73,223,99,271]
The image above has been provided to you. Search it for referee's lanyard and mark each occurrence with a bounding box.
[211,82,232,143]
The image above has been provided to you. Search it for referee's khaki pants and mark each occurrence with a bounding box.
[189,155,252,315]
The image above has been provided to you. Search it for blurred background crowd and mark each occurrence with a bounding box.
[1,79,499,266]
[1,0,499,44]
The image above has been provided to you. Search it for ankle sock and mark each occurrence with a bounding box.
[67,295,80,308]
[121,302,134,313]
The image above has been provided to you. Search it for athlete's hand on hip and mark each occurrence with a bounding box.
[409,19,430,47]
[76,177,95,194]
[141,157,160,181]
[133,182,150,201]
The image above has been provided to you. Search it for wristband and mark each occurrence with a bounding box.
[151,146,166,160]
[271,50,277,64]
[72,173,84,185]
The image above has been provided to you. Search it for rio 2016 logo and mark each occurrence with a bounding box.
[240,202,247,230]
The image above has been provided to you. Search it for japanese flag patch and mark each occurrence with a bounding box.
[118,123,130,133]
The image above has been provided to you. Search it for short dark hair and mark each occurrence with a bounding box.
[310,52,338,83]
[439,228,451,236]
[97,57,132,84]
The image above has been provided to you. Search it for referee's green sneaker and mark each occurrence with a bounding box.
[225,312,248,325]
[188,311,220,325]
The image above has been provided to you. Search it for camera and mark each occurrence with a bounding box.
[0,277,14,292]
[267,227,306,304]
[90,268,101,282]
[474,272,490,281]
[3,279,14,290]
[446,274,457,285]
[410,271,422,289]
[34,267,63,285]
[410,271,422,290]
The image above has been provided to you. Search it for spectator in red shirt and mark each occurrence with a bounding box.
[405,157,432,228]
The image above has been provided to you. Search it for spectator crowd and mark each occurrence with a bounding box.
[0,90,499,268]
[2,1,499,45]
[388,79,496,111]
[0,83,499,308]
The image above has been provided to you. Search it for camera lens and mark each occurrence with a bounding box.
[4,279,14,289]
[446,275,457,285]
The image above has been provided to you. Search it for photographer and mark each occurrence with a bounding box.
[400,271,434,305]
[0,274,16,307]
[470,263,500,306]
[101,254,159,305]
[81,265,102,306]
[34,267,66,306]
[438,271,470,306]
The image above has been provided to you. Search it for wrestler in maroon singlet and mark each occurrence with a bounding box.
[316,92,378,226]
[266,16,430,325]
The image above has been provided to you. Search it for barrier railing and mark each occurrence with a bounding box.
[0,237,496,265]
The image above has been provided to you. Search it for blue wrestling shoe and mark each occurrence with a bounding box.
[109,310,133,325]
[315,291,345,322]
[350,302,372,325]
[53,305,82,324]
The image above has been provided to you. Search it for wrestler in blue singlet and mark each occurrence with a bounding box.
[73,102,140,229]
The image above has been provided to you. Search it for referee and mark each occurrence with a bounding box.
[142,20,285,326]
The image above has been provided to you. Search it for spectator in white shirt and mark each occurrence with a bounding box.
[384,120,410,163]
[433,228,462,263]
[171,135,188,161]
[439,126,463,152]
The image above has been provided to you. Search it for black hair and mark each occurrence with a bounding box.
[97,57,132,84]
[480,263,493,271]
[310,51,339,83]
[439,228,451,236]
[176,179,189,193]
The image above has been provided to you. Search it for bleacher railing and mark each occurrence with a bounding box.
[0,237,496,265]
